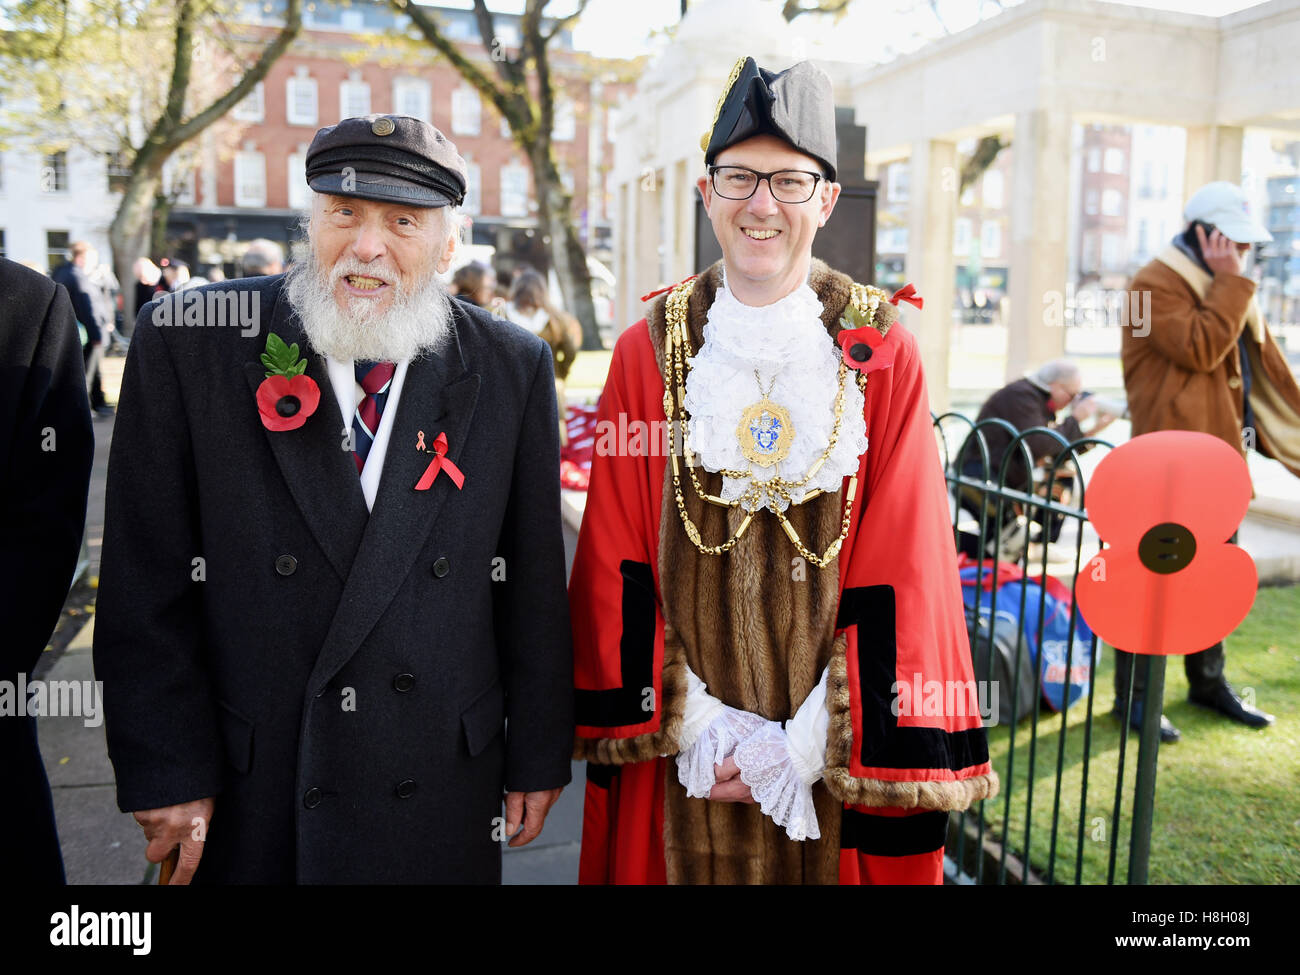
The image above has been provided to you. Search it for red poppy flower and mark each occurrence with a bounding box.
[1074,431,1256,656]
[837,326,895,374]
[256,374,321,432]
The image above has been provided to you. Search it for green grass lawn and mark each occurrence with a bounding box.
[967,585,1300,884]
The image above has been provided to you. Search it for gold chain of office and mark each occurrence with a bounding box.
[662,277,889,568]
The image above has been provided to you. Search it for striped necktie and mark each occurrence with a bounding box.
[352,360,396,474]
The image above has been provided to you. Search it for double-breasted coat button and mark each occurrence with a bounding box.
[1228,376,1242,389]
[275,555,298,576]
[432,557,450,578]
[396,779,417,799]
[303,787,323,809]
[393,673,416,693]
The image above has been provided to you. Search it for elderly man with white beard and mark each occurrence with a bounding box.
[94,115,575,884]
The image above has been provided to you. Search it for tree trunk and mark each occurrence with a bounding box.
[532,150,601,350]
[110,163,163,332]
[151,192,173,262]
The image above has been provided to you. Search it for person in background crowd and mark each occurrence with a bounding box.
[957,359,1116,560]
[501,269,581,444]
[1115,180,1300,742]
[451,261,497,309]
[0,257,96,883]
[241,238,285,278]
[207,266,227,284]
[133,258,162,333]
[51,241,115,418]
[159,258,190,293]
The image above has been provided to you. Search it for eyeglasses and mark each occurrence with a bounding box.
[708,165,823,204]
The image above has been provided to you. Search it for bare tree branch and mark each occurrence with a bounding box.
[166,0,302,149]
[544,0,592,44]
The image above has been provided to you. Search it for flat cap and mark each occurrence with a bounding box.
[702,57,838,181]
[305,114,467,208]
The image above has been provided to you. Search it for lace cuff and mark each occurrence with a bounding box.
[734,720,821,841]
[674,703,767,799]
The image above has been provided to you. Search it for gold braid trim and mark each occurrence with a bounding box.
[572,625,689,765]
[699,56,749,153]
[822,635,1001,811]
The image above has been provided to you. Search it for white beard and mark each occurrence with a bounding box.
[285,240,454,363]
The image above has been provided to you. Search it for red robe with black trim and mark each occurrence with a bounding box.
[570,275,996,884]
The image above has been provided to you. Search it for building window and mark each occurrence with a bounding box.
[106,150,131,194]
[959,182,975,207]
[1102,188,1124,216]
[501,114,513,140]
[463,160,481,215]
[953,217,972,257]
[46,230,69,271]
[552,97,576,142]
[606,105,619,144]
[981,169,1003,209]
[41,151,68,193]
[287,70,318,126]
[1082,232,1099,272]
[235,149,267,207]
[980,220,1001,259]
[1137,218,1149,257]
[1103,147,1125,175]
[451,86,481,136]
[1085,189,1099,216]
[393,78,431,123]
[887,161,909,203]
[1102,233,1125,270]
[167,160,196,206]
[340,75,371,119]
[1087,147,1100,172]
[500,161,529,218]
[287,146,309,210]
[233,82,265,123]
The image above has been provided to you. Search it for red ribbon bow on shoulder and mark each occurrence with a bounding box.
[890,283,923,309]
[414,431,465,491]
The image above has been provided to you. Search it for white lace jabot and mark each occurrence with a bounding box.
[682,271,868,512]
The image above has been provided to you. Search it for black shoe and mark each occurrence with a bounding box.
[1188,684,1274,727]
[1112,698,1181,743]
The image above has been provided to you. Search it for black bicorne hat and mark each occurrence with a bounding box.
[701,56,838,181]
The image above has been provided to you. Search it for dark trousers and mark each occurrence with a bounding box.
[1113,641,1227,705]
[83,341,105,410]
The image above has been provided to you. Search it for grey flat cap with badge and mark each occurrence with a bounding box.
[305,114,468,208]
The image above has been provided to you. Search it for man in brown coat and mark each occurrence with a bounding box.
[1117,181,1300,741]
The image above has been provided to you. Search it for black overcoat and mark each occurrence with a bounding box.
[0,258,94,883]
[93,275,574,883]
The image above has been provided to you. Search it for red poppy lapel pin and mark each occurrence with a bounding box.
[837,304,895,375]
[414,430,465,491]
[256,333,321,432]
[1075,431,1256,655]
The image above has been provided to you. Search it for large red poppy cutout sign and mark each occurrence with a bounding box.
[1075,432,1256,655]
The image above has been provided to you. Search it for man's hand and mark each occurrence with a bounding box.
[133,797,214,885]
[1070,395,1098,423]
[1196,224,1247,277]
[707,756,756,803]
[503,788,563,848]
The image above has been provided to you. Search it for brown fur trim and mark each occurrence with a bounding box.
[572,627,689,764]
[822,636,1001,811]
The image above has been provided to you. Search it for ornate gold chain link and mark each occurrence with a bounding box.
[662,277,879,567]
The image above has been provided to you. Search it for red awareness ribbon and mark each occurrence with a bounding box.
[414,432,465,491]
[890,283,924,309]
